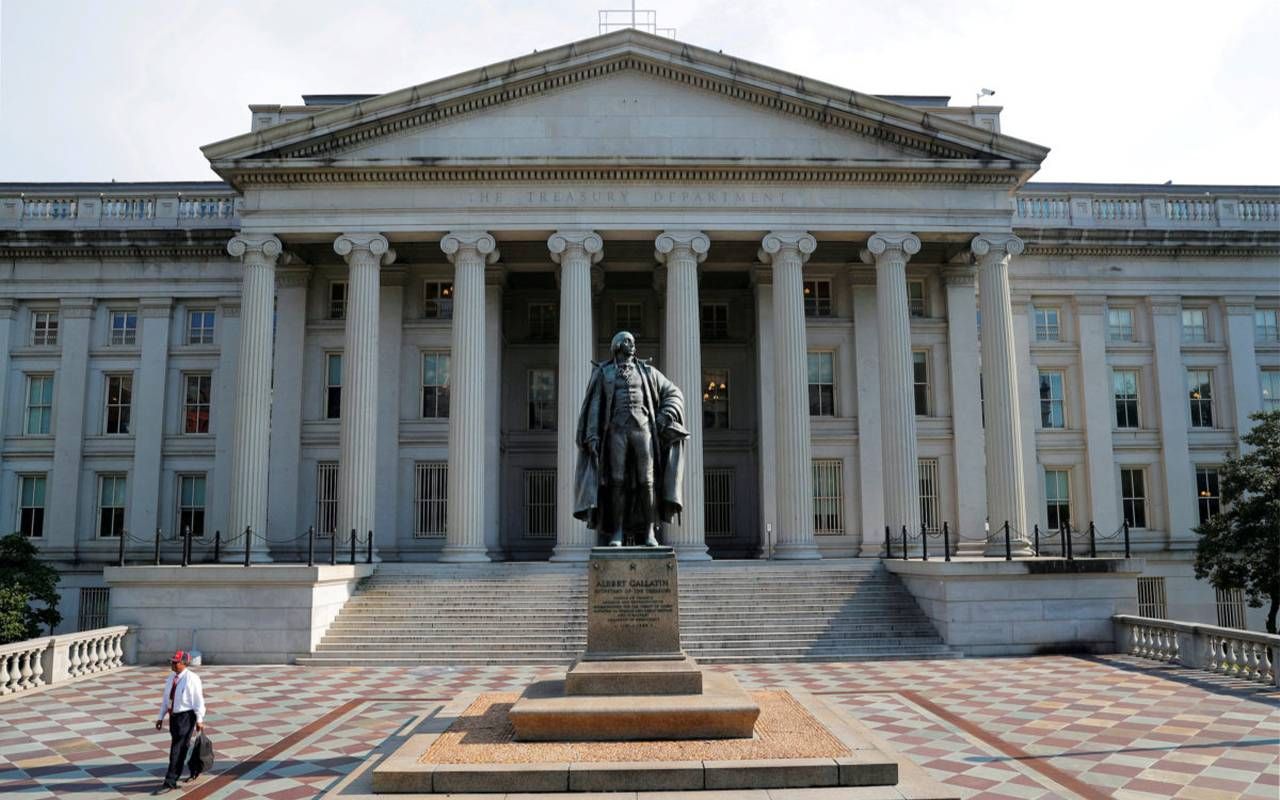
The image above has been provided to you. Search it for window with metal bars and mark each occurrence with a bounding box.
[1033,306,1061,342]
[528,303,558,340]
[31,310,58,346]
[109,310,137,346]
[414,462,448,538]
[907,280,926,318]
[1215,588,1247,629]
[918,459,939,533]
[803,279,832,317]
[316,462,339,536]
[78,588,110,631]
[812,459,843,535]
[524,469,556,539]
[702,369,729,430]
[704,468,734,538]
[328,281,347,320]
[424,281,453,319]
[1255,309,1279,343]
[1137,577,1167,619]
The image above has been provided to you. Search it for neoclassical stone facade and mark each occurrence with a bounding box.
[1,30,1276,630]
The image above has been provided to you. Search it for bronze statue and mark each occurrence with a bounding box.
[573,331,687,547]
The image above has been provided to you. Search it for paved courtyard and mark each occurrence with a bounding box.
[0,656,1276,800]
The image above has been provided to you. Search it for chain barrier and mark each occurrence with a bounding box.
[112,525,375,567]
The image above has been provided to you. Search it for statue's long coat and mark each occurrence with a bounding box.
[573,358,687,531]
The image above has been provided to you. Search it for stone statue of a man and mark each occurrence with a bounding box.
[573,331,688,547]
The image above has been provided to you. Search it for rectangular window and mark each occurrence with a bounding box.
[702,368,729,430]
[1113,369,1140,429]
[1255,309,1279,343]
[1038,370,1065,429]
[1044,468,1071,530]
[422,351,451,418]
[413,462,447,538]
[316,462,339,536]
[1181,308,1207,343]
[812,459,843,534]
[104,373,133,435]
[423,281,453,319]
[919,458,939,533]
[523,468,556,539]
[1196,466,1221,525]
[1215,588,1247,629]
[803,280,832,317]
[1137,577,1167,619]
[528,303,558,340]
[325,353,342,420]
[176,474,206,537]
[700,302,728,340]
[328,281,347,320]
[77,587,110,632]
[109,310,137,346]
[31,311,58,346]
[1120,467,1148,529]
[615,302,643,335]
[527,369,556,431]
[1187,369,1214,428]
[186,309,215,345]
[912,350,929,416]
[807,351,835,417]
[18,474,46,538]
[97,474,127,538]
[907,280,926,318]
[1033,306,1061,342]
[1107,307,1134,342]
[1261,369,1280,412]
[705,468,734,538]
[183,373,212,434]
[24,374,53,435]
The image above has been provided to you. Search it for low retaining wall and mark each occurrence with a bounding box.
[1114,614,1279,687]
[885,557,1142,656]
[104,564,374,664]
[0,626,134,700]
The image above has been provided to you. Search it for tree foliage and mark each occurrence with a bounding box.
[1193,409,1280,633]
[0,533,62,644]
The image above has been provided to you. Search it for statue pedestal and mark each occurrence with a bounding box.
[509,546,760,741]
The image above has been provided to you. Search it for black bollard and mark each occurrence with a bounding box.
[943,521,951,562]
[1123,521,1131,558]
[181,526,191,567]
[1034,524,1040,557]
[154,527,162,565]
[243,525,252,567]
[1065,521,1074,560]
[214,530,221,562]
[884,526,891,559]
[901,525,909,561]
[117,528,127,567]
[366,530,374,564]
[920,522,929,561]
[349,528,357,565]
[307,526,315,567]
[1089,521,1097,558]
[1059,524,1067,558]
[1004,521,1012,561]
[329,530,337,566]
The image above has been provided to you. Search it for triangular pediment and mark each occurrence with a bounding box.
[203,30,1048,183]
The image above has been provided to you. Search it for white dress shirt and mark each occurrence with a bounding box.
[157,670,206,723]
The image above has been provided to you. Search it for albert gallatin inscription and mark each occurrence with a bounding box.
[591,574,675,631]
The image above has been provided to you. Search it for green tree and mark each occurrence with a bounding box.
[0,533,62,643]
[1193,409,1280,633]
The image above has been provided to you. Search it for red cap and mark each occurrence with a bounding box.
[169,650,190,664]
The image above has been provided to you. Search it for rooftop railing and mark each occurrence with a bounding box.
[1,188,240,230]
[1015,188,1279,230]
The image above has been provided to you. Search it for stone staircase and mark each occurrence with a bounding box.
[296,559,959,666]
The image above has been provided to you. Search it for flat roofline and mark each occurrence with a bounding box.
[1026,181,1280,194]
[301,94,379,106]
[0,181,232,192]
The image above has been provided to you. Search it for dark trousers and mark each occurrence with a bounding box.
[164,710,196,786]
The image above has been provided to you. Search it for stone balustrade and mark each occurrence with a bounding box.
[0,187,239,229]
[1114,615,1279,687]
[0,626,133,701]
[1015,187,1279,230]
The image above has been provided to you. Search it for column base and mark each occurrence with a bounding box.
[439,546,492,563]
[549,544,592,562]
[983,540,1034,558]
[672,542,712,561]
[771,541,822,560]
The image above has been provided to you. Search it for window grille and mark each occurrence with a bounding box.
[424,281,453,319]
[1033,306,1061,341]
[803,279,832,317]
[702,369,729,430]
[414,462,448,538]
[19,474,46,538]
[422,352,451,418]
[183,373,212,434]
[700,302,728,340]
[1137,577,1167,619]
[527,369,556,431]
[25,374,53,435]
[31,311,58,346]
[907,280,926,318]
[807,351,835,417]
[1107,307,1134,342]
[1187,369,1213,428]
[918,459,939,533]
[1195,466,1221,525]
[1120,468,1148,529]
[615,303,643,335]
[1181,308,1207,342]
[1113,369,1140,429]
[912,351,929,416]
[528,303,558,340]
[98,475,127,538]
[1215,588,1247,629]
[78,588,110,631]
[316,462,339,536]
[1038,370,1065,428]
[524,469,556,539]
[812,459,844,535]
[187,310,215,345]
[109,310,137,346]
[328,281,347,320]
[705,468,734,538]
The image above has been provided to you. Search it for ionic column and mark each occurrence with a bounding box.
[334,234,395,554]
[549,231,603,562]
[972,234,1032,554]
[760,231,821,560]
[656,231,712,561]
[440,232,499,562]
[861,233,922,547]
[227,235,282,558]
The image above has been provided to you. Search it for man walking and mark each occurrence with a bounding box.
[153,650,205,794]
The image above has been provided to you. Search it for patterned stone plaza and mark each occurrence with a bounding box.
[1,656,1276,799]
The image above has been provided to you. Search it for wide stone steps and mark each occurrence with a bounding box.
[298,560,957,666]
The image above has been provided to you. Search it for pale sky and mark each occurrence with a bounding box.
[1,0,1277,185]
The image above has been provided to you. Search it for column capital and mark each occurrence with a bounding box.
[860,232,921,265]
[654,230,710,264]
[942,265,976,287]
[227,234,282,262]
[970,233,1024,262]
[59,297,96,318]
[442,231,499,265]
[548,230,603,264]
[335,233,396,266]
[758,231,816,265]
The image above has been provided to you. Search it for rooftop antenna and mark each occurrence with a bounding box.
[975,88,995,106]
[598,1,676,37]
